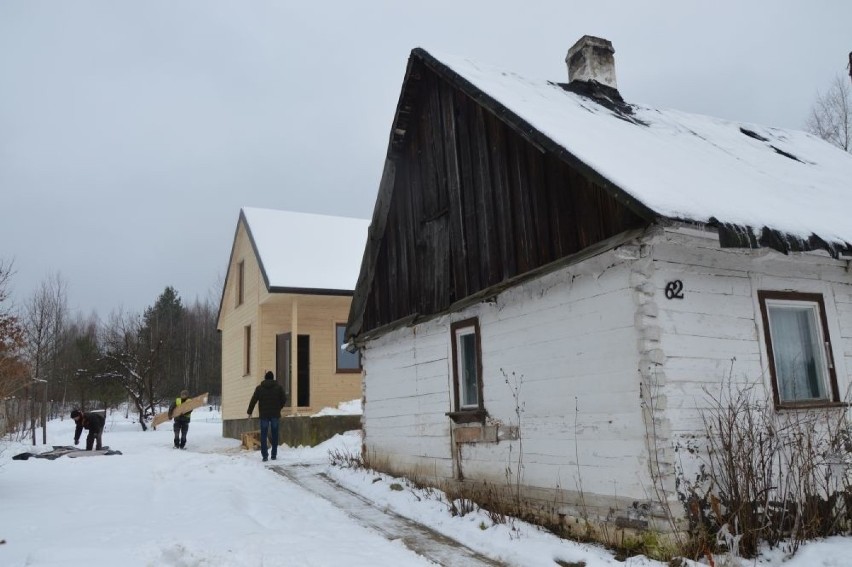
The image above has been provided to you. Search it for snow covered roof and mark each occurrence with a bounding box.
[241,207,369,292]
[416,48,852,253]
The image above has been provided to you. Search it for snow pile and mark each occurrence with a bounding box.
[312,398,362,417]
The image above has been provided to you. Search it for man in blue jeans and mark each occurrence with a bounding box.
[246,371,287,462]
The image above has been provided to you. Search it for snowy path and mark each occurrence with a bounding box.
[272,463,505,567]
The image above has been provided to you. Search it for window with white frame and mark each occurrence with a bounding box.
[450,318,483,415]
[758,291,838,407]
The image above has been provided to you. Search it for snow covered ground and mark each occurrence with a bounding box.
[1,406,851,567]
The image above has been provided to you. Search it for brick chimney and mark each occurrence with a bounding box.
[566,35,617,90]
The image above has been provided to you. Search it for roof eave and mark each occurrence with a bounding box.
[267,286,354,297]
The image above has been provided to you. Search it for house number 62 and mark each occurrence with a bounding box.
[664,280,684,300]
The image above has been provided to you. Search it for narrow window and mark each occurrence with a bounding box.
[236,260,245,307]
[758,291,838,407]
[335,323,361,373]
[244,325,251,376]
[450,318,483,414]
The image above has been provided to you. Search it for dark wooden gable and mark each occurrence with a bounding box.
[347,51,653,342]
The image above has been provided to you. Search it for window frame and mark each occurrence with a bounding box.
[243,324,252,376]
[448,317,485,423]
[758,290,840,409]
[236,260,245,307]
[335,323,362,373]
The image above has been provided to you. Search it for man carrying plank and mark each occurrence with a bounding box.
[168,390,192,449]
[151,392,208,430]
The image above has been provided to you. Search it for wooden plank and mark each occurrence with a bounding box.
[455,90,482,294]
[472,104,500,287]
[349,158,395,337]
[657,288,756,317]
[406,146,427,315]
[526,143,553,265]
[440,83,467,302]
[392,190,409,319]
[486,115,516,280]
[242,430,260,450]
[660,333,761,359]
[573,170,603,249]
[152,393,209,430]
[507,133,533,274]
[838,301,852,338]
[657,310,758,341]
[423,74,446,217]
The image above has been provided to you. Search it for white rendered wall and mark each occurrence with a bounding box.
[362,224,852,528]
[362,249,653,510]
[651,226,852,496]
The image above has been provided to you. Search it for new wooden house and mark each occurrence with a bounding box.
[218,208,369,439]
[345,36,852,539]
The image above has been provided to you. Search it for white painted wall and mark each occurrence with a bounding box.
[363,250,654,511]
[651,226,852,501]
[363,322,456,479]
[362,224,852,529]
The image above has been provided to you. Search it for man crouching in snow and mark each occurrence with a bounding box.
[71,409,105,450]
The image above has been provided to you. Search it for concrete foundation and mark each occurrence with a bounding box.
[223,414,362,448]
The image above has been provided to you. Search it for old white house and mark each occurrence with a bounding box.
[345,36,852,540]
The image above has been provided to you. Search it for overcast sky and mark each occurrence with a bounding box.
[2,1,850,319]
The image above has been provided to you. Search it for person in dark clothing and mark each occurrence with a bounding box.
[247,371,286,462]
[168,389,192,449]
[71,409,105,450]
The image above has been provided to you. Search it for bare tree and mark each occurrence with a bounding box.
[57,313,101,408]
[805,74,851,152]
[22,273,68,443]
[100,309,165,431]
[184,297,221,396]
[0,260,27,400]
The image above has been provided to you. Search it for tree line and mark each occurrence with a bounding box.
[0,261,221,436]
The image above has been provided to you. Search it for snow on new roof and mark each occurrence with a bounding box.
[241,207,369,291]
[427,49,852,247]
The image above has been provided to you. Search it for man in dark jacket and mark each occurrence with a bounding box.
[168,389,192,449]
[247,371,286,462]
[71,409,105,450]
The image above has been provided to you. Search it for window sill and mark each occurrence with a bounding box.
[776,400,849,411]
[446,409,487,424]
[335,368,363,374]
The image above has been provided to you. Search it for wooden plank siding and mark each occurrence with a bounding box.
[219,219,362,423]
[359,62,647,336]
[220,221,264,421]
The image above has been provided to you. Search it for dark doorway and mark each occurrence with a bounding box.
[276,332,310,408]
[276,333,291,407]
[297,335,310,407]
